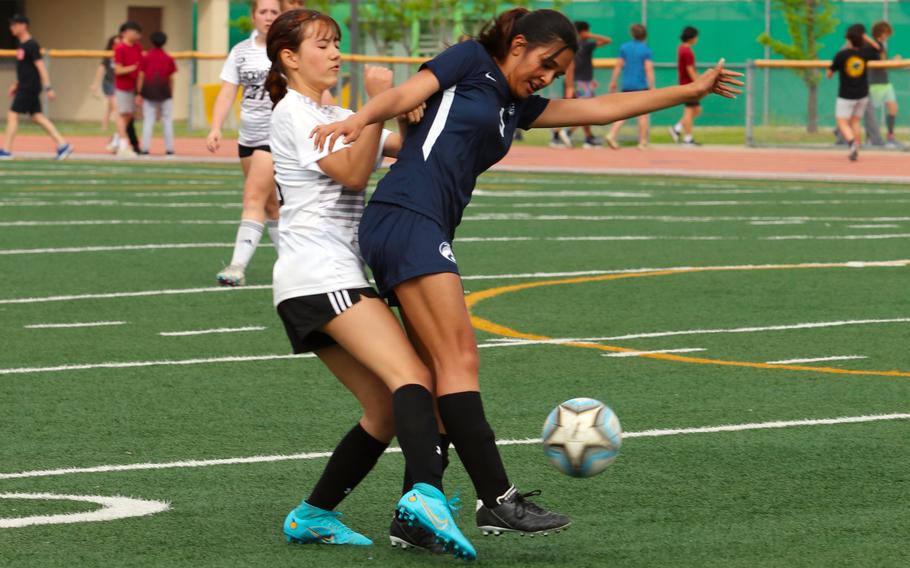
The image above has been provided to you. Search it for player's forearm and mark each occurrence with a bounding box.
[535,83,698,128]
[334,124,383,190]
[687,66,698,82]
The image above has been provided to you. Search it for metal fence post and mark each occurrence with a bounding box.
[745,60,754,147]
[187,56,196,130]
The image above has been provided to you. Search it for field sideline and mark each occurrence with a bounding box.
[1,160,908,567]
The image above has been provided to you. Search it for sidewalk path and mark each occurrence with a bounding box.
[9,134,910,183]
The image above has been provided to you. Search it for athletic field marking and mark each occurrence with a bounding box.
[1,413,905,481]
[0,493,169,528]
[24,321,126,330]
[847,224,900,229]
[8,233,910,256]
[473,189,653,198]
[7,215,907,228]
[478,318,910,345]
[509,199,910,208]
[158,326,266,337]
[0,243,236,255]
[0,353,314,376]
[3,260,907,305]
[602,348,706,358]
[465,262,910,378]
[0,200,240,209]
[766,355,868,365]
[0,220,234,227]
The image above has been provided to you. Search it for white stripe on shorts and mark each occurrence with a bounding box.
[327,292,342,315]
[341,290,353,308]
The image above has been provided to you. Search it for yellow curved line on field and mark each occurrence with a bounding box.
[465,263,910,378]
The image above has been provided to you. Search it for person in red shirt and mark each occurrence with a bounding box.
[137,31,177,155]
[113,21,143,157]
[668,26,701,145]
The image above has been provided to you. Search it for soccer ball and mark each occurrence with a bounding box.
[542,398,622,478]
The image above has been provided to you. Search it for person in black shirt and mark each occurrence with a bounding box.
[827,23,879,161]
[1,15,71,160]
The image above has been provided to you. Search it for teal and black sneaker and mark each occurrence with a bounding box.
[283,501,372,546]
[397,482,476,560]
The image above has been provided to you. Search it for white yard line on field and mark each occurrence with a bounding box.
[0,493,169,528]
[5,234,910,255]
[0,220,237,227]
[602,348,706,358]
[766,355,868,365]
[2,259,907,305]
[158,326,266,337]
[478,318,910,346]
[0,353,314,376]
[24,321,126,329]
[0,413,906,481]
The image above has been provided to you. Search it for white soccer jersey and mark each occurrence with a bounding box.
[270,88,391,306]
[219,38,272,147]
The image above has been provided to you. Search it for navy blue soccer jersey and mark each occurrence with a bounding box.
[370,40,550,234]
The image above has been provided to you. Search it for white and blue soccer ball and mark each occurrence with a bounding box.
[542,398,622,478]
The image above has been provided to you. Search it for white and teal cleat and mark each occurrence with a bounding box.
[283,502,372,546]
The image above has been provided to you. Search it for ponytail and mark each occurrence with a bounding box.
[477,8,578,62]
[266,61,288,105]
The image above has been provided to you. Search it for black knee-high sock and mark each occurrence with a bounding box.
[126,119,140,152]
[402,433,449,495]
[887,114,896,136]
[438,391,511,508]
[306,423,388,511]
[393,384,444,490]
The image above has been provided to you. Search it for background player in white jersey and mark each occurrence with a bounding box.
[206,0,280,287]
[264,9,474,558]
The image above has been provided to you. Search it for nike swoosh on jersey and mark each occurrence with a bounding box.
[485,72,497,82]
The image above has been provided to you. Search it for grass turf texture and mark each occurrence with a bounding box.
[0,161,908,567]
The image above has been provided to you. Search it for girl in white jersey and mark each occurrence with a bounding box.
[264,9,474,559]
[206,0,280,287]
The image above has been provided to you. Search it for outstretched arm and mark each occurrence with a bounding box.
[530,59,742,129]
[311,69,440,151]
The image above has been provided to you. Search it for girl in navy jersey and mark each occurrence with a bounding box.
[264,9,474,559]
[312,7,742,542]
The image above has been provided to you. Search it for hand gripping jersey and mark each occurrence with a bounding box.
[369,40,549,235]
[220,38,272,147]
[270,89,390,306]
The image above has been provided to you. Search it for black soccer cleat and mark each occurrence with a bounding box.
[475,487,571,537]
[388,512,448,554]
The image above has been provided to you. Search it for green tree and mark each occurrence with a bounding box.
[757,0,838,133]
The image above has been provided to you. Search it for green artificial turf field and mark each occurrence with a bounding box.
[1,161,908,567]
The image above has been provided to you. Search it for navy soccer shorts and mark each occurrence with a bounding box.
[358,202,460,300]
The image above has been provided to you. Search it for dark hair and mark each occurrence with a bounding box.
[871,20,892,40]
[630,23,647,41]
[9,14,29,26]
[477,8,578,62]
[151,31,167,48]
[846,23,865,47]
[265,8,342,105]
[574,21,589,33]
[681,26,698,42]
[120,21,142,33]
[104,34,119,50]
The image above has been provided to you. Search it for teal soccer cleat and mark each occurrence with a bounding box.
[283,502,372,546]
[397,482,476,560]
